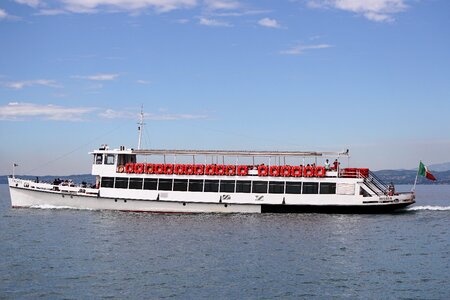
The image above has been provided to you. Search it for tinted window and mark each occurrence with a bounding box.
[105,154,115,165]
[144,179,157,190]
[158,179,173,191]
[320,183,336,194]
[204,180,219,192]
[220,180,235,193]
[236,181,251,193]
[189,179,203,192]
[115,177,128,189]
[101,177,114,188]
[286,182,301,194]
[269,181,284,194]
[129,178,143,190]
[303,182,319,194]
[95,154,103,165]
[252,181,268,193]
[173,179,188,191]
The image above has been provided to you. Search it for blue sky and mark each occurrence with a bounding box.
[1,0,449,175]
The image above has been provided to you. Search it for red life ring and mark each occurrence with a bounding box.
[291,166,302,177]
[269,166,280,177]
[226,165,236,176]
[165,164,174,175]
[174,164,185,175]
[195,164,204,175]
[258,165,268,176]
[155,164,165,174]
[117,165,125,173]
[315,166,326,177]
[215,165,225,175]
[280,165,291,177]
[145,164,155,174]
[134,163,144,174]
[205,164,216,175]
[304,166,314,177]
[125,163,135,174]
[237,165,248,176]
[185,164,194,175]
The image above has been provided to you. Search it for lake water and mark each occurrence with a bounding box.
[1,184,449,299]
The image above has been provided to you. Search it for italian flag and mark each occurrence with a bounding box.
[418,161,436,181]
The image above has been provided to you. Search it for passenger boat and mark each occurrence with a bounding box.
[8,113,415,213]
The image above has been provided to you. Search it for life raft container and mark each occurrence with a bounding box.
[315,166,326,177]
[154,164,165,174]
[291,166,302,177]
[258,165,268,176]
[237,165,248,176]
[215,165,225,176]
[134,163,145,174]
[125,163,135,174]
[145,163,155,174]
[194,164,204,175]
[205,164,216,175]
[226,165,236,176]
[164,164,174,175]
[185,164,194,175]
[303,165,314,177]
[280,165,291,177]
[174,164,185,175]
[269,166,280,177]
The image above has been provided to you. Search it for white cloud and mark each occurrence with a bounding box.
[204,0,240,11]
[307,0,407,22]
[15,0,42,8]
[74,73,120,81]
[280,44,332,55]
[99,109,208,120]
[2,79,61,90]
[61,0,197,13]
[199,17,231,27]
[258,17,281,28]
[0,102,95,121]
[35,9,68,16]
[137,79,151,84]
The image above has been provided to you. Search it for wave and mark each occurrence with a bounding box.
[407,205,450,211]
[29,204,94,211]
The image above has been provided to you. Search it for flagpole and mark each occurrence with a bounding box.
[412,161,420,192]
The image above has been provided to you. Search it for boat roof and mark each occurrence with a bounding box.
[132,149,349,157]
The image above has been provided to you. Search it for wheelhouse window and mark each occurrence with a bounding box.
[285,182,301,194]
[269,181,284,194]
[158,179,173,191]
[303,182,319,194]
[204,180,219,192]
[101,177,114,188]
[144,179,157,190]
[95,154,103,165]
[173,179,188,191]
[236,181,251,193]
[252,181,268,194]
[220,180,235,193]
[189,179,204,192]
[320,183,336,194]
[129,178,143,190]
[115,177,128,189]
[104,154,115,165]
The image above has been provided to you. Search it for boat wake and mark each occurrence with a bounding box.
[407,205,450,211]
[29,204,94,211]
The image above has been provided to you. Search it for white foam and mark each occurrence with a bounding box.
[407,205,450,211]
[29,204,94,211]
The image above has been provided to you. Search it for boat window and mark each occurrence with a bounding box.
[189,179,204,192]
[95,154,103,165]
[320,183,336,194]
[115,177,128,189]
[158,179,173,191]
[236,181,251,193]
[220,180,235,193]
[100,177,114,188]
[252,181,268,194]
[269,181,285,194]
[173,179,188,191]
[303,182,319,194]
[104,154,115,165]
[129,178,143,190]
[144,179,158,190]
[204,180,219,192]
[285,182,301,194]
[360,187,371,197]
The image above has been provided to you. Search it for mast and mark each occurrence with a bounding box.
[137,105,145,150]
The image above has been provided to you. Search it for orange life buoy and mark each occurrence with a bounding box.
[269,166,280,177]
[134,163,144,174]
[185,164,194,175]
[205,164,216,175]
[280,165,291,177]
[145,163,155,174]
[291,166,302,177]
[226,165,236,176]
[315,166,326,177]
[165,164,174,175]
[194,164,204,175]
[174,164,185,175]
[304,166,314,177]
[125,163,135,174]
[258,165,268,176]
[155,164,165,174]
[215,165,225,175]
[237,165,248,176]
[117,165,125,173]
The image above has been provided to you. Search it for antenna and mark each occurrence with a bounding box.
[137,105,145,150]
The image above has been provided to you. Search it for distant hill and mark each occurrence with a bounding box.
[1,171,448,185]
[429,162,450,172]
